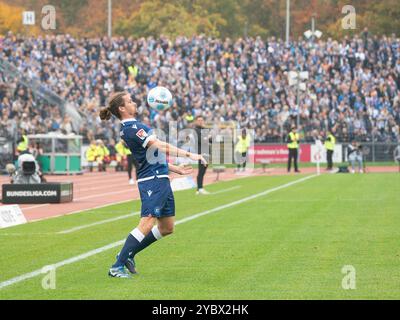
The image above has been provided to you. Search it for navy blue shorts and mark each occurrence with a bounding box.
[138,177,175,218]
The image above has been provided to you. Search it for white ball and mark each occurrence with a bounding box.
[147,86,173,111]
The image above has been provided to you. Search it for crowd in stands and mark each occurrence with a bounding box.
[0,29,399,151]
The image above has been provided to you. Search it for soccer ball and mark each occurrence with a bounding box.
[147,86,173,111]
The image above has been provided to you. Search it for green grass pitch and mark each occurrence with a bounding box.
[0,173,399,299]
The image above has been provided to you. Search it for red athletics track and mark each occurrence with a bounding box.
[0,166,398,222]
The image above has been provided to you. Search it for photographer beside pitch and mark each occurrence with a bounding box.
[100,91,207,278]
[348,140,364,174]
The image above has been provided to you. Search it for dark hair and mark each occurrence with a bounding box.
[99,91,126,121]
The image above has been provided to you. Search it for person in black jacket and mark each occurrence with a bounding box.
[193,115,210,195]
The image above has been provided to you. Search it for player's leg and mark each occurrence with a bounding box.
[127,216,174,262]
[129,184,175,259]
[121,179,174,274]
[109,215,155,277]
[158,216,175,236]
[112,216,155,268]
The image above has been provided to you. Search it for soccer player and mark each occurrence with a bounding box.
[99,91,207,278]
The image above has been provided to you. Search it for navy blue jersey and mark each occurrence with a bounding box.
[120,118,168,181]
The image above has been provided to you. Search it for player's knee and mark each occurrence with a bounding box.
[139,216,155,234]
[159,225,174,236]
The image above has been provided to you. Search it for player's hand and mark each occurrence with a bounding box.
[189,153,208,166]
[177,164,193,175]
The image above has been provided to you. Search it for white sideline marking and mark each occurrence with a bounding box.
[0,175,316,290]
[210,186,241,195]
[57,211,141,234]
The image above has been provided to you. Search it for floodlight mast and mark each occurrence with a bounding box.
[108,0,112,38]
[286,0,290,46]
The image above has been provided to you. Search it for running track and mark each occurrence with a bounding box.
[0,166,397,222]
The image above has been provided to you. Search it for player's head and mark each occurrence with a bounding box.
[291,126,296,132]
[195,115,205,127]
[99,91,137,121]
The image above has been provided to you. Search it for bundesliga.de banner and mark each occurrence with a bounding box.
[249,144,311,163]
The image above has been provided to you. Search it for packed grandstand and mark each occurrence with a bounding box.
[0,31,399,151]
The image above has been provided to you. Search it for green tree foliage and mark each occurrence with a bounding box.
[115,0,226,38]
[364,0,400,36]
[51,0,87,26]
[0,2,40,35]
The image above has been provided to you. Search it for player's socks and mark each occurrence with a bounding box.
[112,228,144,268]
[129,226,162,258]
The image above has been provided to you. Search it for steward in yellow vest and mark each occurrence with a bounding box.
[115,140,131,171]
[86,141,98,172]
[324,131,336,170]
[235,129,251,171]
[96,140,110,172]
[16,134,29,154]
[287,126,300,172]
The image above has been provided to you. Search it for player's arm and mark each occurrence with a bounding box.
[147,139,208,166]
[168,163,193,175]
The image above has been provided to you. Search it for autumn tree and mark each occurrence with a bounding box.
[115,0,226,38]
[0,2,40,36]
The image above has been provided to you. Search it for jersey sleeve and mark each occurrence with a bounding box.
[123,123,156,148]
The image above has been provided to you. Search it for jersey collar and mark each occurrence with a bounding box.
[121,118,137,124]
